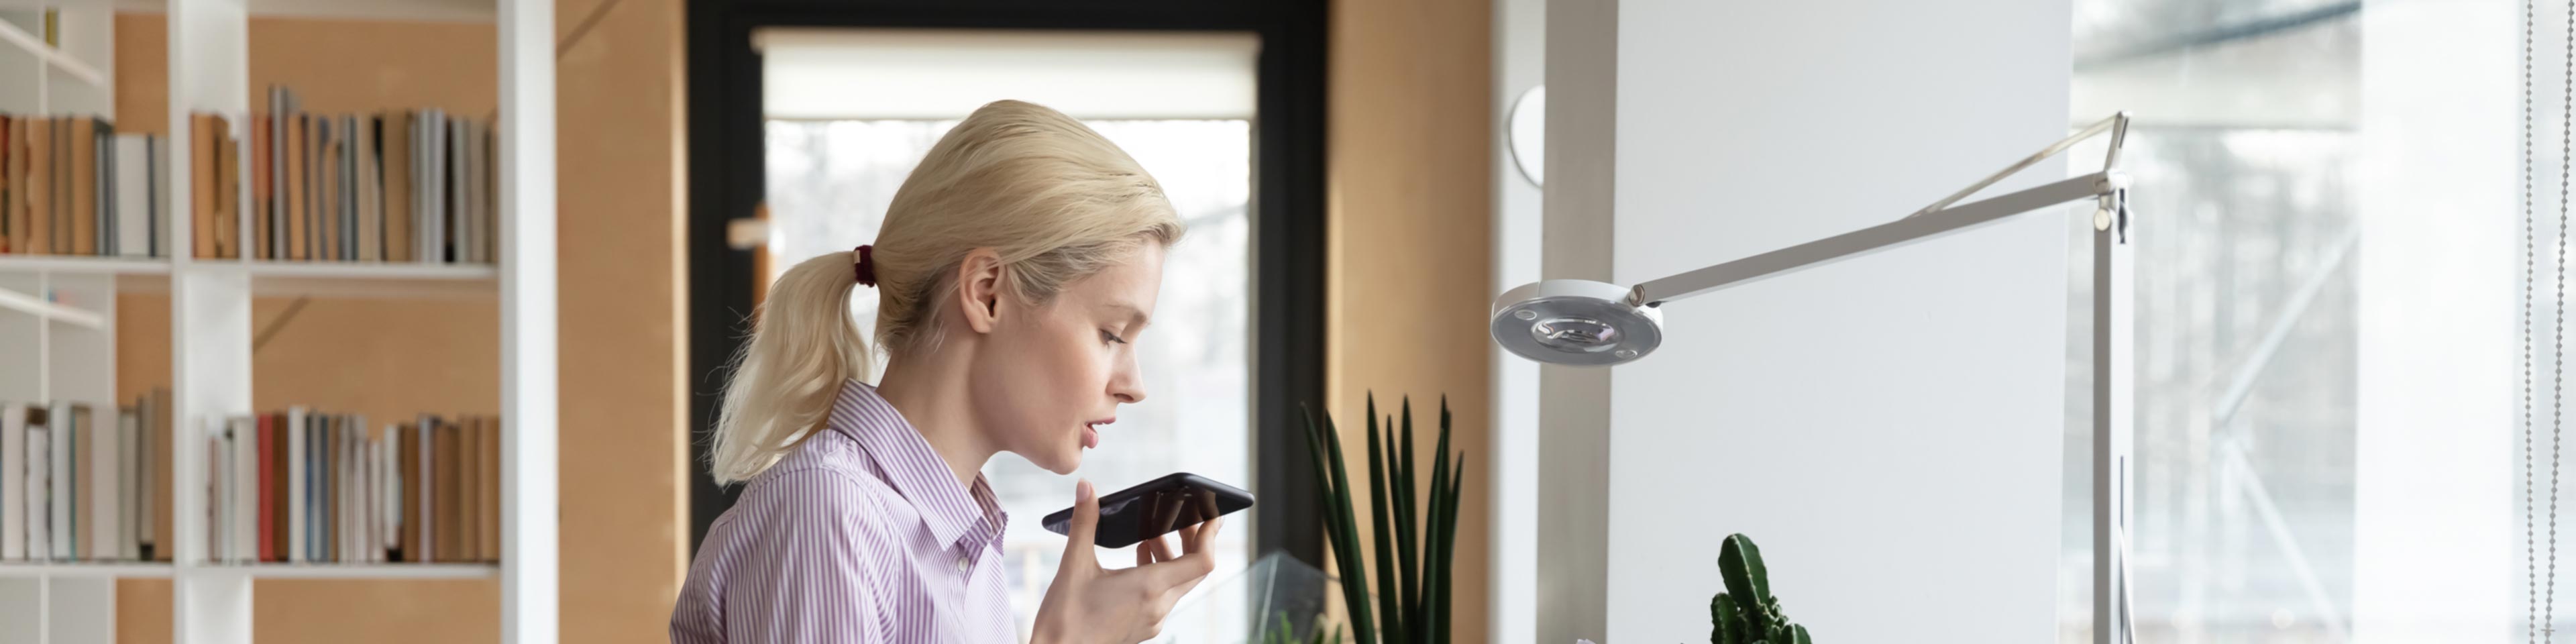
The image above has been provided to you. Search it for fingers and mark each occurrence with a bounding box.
[1061,480,1100,568]
[1143,533,1177,565]
[1184,515,1225,554]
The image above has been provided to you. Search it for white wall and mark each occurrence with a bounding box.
[1560,0,2075,641]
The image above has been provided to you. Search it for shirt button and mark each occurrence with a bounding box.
[955,556,971,573]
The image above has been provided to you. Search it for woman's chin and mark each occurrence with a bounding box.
[1039,451,1083,475]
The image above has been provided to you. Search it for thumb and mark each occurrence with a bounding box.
[1061,479,1100,568]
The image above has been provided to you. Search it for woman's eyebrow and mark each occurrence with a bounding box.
[1105,302,1152,329]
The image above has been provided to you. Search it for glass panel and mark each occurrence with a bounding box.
[763,118,1256,641]
[2066,3,2364,641]
[2065,1,2515,641]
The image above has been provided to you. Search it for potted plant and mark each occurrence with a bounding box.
[1301,394,1467,644]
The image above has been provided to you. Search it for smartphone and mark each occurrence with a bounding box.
[1042,472,1254,549]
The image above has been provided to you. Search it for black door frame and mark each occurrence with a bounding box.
[684,0,1329,572]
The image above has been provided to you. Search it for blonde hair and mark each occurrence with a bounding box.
[709,100,1185,484]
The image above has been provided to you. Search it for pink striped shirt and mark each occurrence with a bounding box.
[672,381,1018,643]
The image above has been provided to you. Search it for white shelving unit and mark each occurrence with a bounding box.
[0,1,556,643]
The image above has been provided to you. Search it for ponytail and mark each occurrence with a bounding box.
[708,251,875,484]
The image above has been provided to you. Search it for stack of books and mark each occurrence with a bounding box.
[0,389,174,563]
[203,411,500,564]
[0,116,169,258]
[201,86,500,264]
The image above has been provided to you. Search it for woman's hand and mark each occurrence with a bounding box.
[1031,480,1226,644]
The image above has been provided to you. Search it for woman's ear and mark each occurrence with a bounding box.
[954,248,1008,334]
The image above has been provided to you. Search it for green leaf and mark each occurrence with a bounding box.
[1364,396,1404,641]
[1307,409,1377,644]
[1395,401,1419,641]
[1792,625,1812,644]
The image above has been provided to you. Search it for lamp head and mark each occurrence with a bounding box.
[1490,280,1665,367]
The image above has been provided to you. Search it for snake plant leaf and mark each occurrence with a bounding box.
[1305,409,1379,644]
[1364,398,1403,641]
[1791,625,1812,644]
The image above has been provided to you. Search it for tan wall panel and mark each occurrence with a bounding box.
[1326,0,1495,640]
[553,0,692,641]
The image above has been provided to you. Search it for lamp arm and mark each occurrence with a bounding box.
[1624,170,2128,307]
[1623,112,2135,309]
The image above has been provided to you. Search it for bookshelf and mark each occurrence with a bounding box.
[0,1,557,643]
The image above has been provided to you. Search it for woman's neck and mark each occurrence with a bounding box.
[873,354,998,489]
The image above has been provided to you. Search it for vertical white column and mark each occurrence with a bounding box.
[1487,0,1546,640]
[1535,1,1615,643]
[497,1,559,643]
[2351,0,2516,640]
[168,0,252,642]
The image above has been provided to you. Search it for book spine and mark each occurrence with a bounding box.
[257,414,273,562]
[89,405,116,561]
[48,401,69,560]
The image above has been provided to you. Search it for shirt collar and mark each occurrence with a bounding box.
[830,380,1010,551]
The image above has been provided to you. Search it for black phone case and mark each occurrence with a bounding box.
[1042,472,1255,549]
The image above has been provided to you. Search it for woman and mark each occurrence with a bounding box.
[670,101,1221,644]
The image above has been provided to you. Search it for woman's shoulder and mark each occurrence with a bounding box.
[735,431,909,527]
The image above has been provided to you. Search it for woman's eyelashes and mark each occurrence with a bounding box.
[1099,329,1130,345]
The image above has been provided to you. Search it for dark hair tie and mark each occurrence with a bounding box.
[853,245,878,287]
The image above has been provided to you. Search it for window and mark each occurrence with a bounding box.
[2065,1,2517,639]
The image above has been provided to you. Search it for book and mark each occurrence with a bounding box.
[395,423,415,561]
[97,119,113,256]
[257,414,274,561]
[68,118,94,256]
[72,404,91,559]
[447,116,465,264]
[48,401,69,559]
[189,115,214,258]
[435,417,457,562]
[458,415,477,563]
[222,123,241,258]
[478,417,498,561]
[114,135,150,257]
[7,118,25,254]
[146,388,169,561]
[286,407,305,562]
[358,117,381,262]
[288,114,307,261]
[253,116,271,260]
[231,416,254,561]
[414,414,433,561]
[119,408,138,561]
[209,421,226,563]
[340,115,359,261]
[1,402,23,559]
[87,403,115,561]
[378,425,397,560]
[319,120,339,262]
[24,407,48,560]
[384,111,413,262]
[28,118,51,254]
